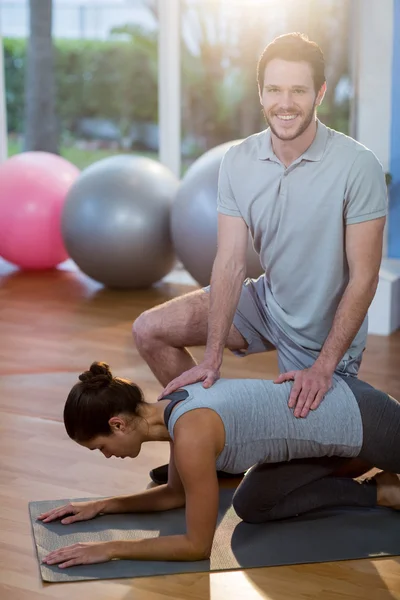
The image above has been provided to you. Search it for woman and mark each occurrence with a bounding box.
[40,361,400,569]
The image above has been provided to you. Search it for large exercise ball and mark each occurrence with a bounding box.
[171,141,263,287]
[0,152,79,269]
[61,155,178,289]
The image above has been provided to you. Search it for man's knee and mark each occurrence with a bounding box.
[132,308,164,351]
[133,290,210,351]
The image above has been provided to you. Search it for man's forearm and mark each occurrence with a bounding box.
[315,276,379,372]
[102,484,185,515]
[204,256,246,366]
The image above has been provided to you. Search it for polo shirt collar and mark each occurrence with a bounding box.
[258,119,329,162]
[257,128,275,161]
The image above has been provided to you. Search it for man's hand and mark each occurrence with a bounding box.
[42,542,113,569]
[158,363,220,399]
[274,364,334,418]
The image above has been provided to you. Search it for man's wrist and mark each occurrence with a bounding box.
[203,350,222,369]
[313,357,336,375]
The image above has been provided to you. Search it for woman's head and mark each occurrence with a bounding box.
[64,361,146,459]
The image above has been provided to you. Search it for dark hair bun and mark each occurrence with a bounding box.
[79,361,113,390]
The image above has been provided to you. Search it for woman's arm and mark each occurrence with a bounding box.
[104,442,186,514]
[111,419,220,561]
[39,443,185,525]
[43,414,221,567]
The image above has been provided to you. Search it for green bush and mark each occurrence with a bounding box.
[4,29,350,153]
[3,36,158,135]
[3,38,26,133]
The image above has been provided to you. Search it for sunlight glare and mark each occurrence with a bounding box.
[211,571,272,599]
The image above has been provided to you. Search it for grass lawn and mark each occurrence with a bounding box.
[7,137,159,170]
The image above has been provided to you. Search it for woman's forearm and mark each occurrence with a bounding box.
[108,534,209,562]
[101,484,185,515]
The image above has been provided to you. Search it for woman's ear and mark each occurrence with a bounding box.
[108,416,126,433]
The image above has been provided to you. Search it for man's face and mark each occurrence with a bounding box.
[260,58,325,141]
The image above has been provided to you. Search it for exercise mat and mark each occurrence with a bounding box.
[29,488,400,583]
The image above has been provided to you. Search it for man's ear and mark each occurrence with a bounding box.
[316,82,327,106]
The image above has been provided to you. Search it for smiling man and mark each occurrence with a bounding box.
[133,33,388,485]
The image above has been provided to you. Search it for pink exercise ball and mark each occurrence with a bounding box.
[0,151,80,270]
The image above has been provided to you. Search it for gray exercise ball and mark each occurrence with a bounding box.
[61,155,178,289]
[171,141,263,287]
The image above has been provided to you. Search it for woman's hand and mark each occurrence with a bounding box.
[37,500,105,525]
[42,541,113,569]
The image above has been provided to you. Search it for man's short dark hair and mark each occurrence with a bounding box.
[257,33,326,93]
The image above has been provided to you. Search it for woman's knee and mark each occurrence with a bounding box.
[232,492,255,523]
[232,486,275,524]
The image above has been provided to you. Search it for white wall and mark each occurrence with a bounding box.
[354,0,400,334]
[355,0,393,172]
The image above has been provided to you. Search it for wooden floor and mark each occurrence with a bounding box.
[1,257,400,600]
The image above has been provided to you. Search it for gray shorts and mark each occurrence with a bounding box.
[204,275,362,376]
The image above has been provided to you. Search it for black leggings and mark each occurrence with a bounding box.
[232,377,400,523]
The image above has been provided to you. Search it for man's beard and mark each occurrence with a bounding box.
[263,101,317,141]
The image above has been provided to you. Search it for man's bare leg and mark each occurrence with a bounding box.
[132,289,247,388]
[132,289,249,484]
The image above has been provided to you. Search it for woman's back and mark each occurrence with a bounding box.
[167,375,363,473]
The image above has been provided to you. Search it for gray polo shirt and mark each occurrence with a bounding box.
[217,120,388,358]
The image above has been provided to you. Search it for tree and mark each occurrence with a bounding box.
[24,0,58,153]
[302,0,351,130]
[131,0,352,149]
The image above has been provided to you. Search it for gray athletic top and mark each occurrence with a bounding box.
[217,121,388,358]
[165,376,363,474]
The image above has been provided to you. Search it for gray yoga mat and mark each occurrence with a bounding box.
[29,488,400,583]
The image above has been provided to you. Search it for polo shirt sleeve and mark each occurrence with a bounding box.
[344,150,388,225]
[217,149,242,217]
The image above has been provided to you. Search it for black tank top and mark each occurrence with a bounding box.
[159,390,189,427]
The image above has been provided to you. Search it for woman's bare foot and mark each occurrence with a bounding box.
[372,471,400,509]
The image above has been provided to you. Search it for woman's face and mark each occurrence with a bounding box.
[80,416,143,459]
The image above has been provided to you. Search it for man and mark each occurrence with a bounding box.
[132,33,387,484]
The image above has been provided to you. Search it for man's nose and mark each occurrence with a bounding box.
[279,91,295,109]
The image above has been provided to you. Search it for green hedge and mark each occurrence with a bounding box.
[4,35,351,151]
[3,37,158,135]
[4,38,26,132]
